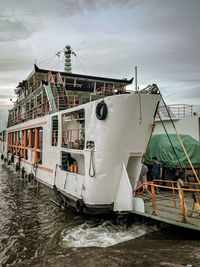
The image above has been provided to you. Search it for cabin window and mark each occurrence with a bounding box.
[34,127,43,164]
[61,151,85,175]
[30,129,35,148]
[52,115,58,146]
[19,130,28,159]
[61,110,85,150]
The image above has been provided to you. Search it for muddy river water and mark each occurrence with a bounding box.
[0,162,200,266]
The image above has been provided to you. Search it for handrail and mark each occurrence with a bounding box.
[133,180,200,223]
[157,104,193,118]
[62,127,85,149]
[7,94,82,128]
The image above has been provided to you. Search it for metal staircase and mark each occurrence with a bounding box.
[54,84,68,111]
[52,116,58,146]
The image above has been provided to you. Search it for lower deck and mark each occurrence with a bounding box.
[133,180,200,231]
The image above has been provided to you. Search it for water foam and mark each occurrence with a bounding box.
[61,220,157,248]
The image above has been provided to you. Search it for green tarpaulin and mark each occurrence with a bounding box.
[145,134,200,167]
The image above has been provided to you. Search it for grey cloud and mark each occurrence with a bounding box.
[0,16,38,42]
[0,40,35,73]
[0,0,143,19]
[83,0,143,10]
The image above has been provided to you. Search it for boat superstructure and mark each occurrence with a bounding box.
[1,50,161,214]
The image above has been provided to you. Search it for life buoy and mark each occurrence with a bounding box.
[96,101,108,120]
[76,199,85,214]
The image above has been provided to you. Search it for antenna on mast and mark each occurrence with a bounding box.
[64,45,76,73]
[135,66,138,91]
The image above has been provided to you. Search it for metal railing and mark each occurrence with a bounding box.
[96,86,115,96]
[7,94,81,128]
[62,128,85,150]
[133,180,200,223]
[29,80,41,93]
[157,104,194,118]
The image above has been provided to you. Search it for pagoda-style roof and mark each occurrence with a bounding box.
[34,65,133,84]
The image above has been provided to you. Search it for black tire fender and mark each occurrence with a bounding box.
[76,199,85,214]
[21,167,25,179]
[96,101,108,120]
[28,173,34,181]
[16,163,20,172]
[11,153,15,163]
[1,154,4,160]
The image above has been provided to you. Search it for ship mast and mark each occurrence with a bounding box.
[64,45,72,73]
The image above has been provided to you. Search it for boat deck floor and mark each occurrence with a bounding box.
[132,189,200,231]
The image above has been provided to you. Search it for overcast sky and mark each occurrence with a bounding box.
[0,0,200,128]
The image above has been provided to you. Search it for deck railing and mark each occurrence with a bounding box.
[29,80,41,93]
[133,180,200,223]
[157,104,194,118]
[7,94,81,128]
[62,128,85,150]
[96,86,114,96]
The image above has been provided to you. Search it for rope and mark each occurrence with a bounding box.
[160,93,200,184]
[89,148,95,177]
[142,122,155,163]
[139,91,142,125]
[77,55,129,77]
[142,100,159,163]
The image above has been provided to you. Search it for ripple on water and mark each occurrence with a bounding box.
[0,163,158,266]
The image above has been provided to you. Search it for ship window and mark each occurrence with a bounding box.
[31,129,35,148]
[38,128,43,150]
[61,151,85,175]
[61,110,85,150]
[52,116,58,146]
[34,127,43,164]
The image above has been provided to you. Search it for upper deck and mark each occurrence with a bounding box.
[8,65,133,128]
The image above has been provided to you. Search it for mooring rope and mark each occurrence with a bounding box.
[89,148,95,177]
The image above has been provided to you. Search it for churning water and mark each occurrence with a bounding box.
[0,163,156,266]
[61,221,157,248]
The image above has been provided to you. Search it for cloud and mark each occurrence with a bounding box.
[0,17,35,42]
[83,0,144,10]
[0,0,199,114]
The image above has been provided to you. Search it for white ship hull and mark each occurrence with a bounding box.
[1,93,160,214]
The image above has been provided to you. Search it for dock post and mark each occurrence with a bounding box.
[151,184,156,216]
[172,181,176,208]
[181,190,187,223]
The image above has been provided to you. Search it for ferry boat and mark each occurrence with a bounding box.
[0,46,160,214]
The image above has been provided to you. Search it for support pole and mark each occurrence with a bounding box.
[135,66,138,92]
[34,128,39,163]
[29,129,32,148]
[151,184,156,216]
[24,130,27,159]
